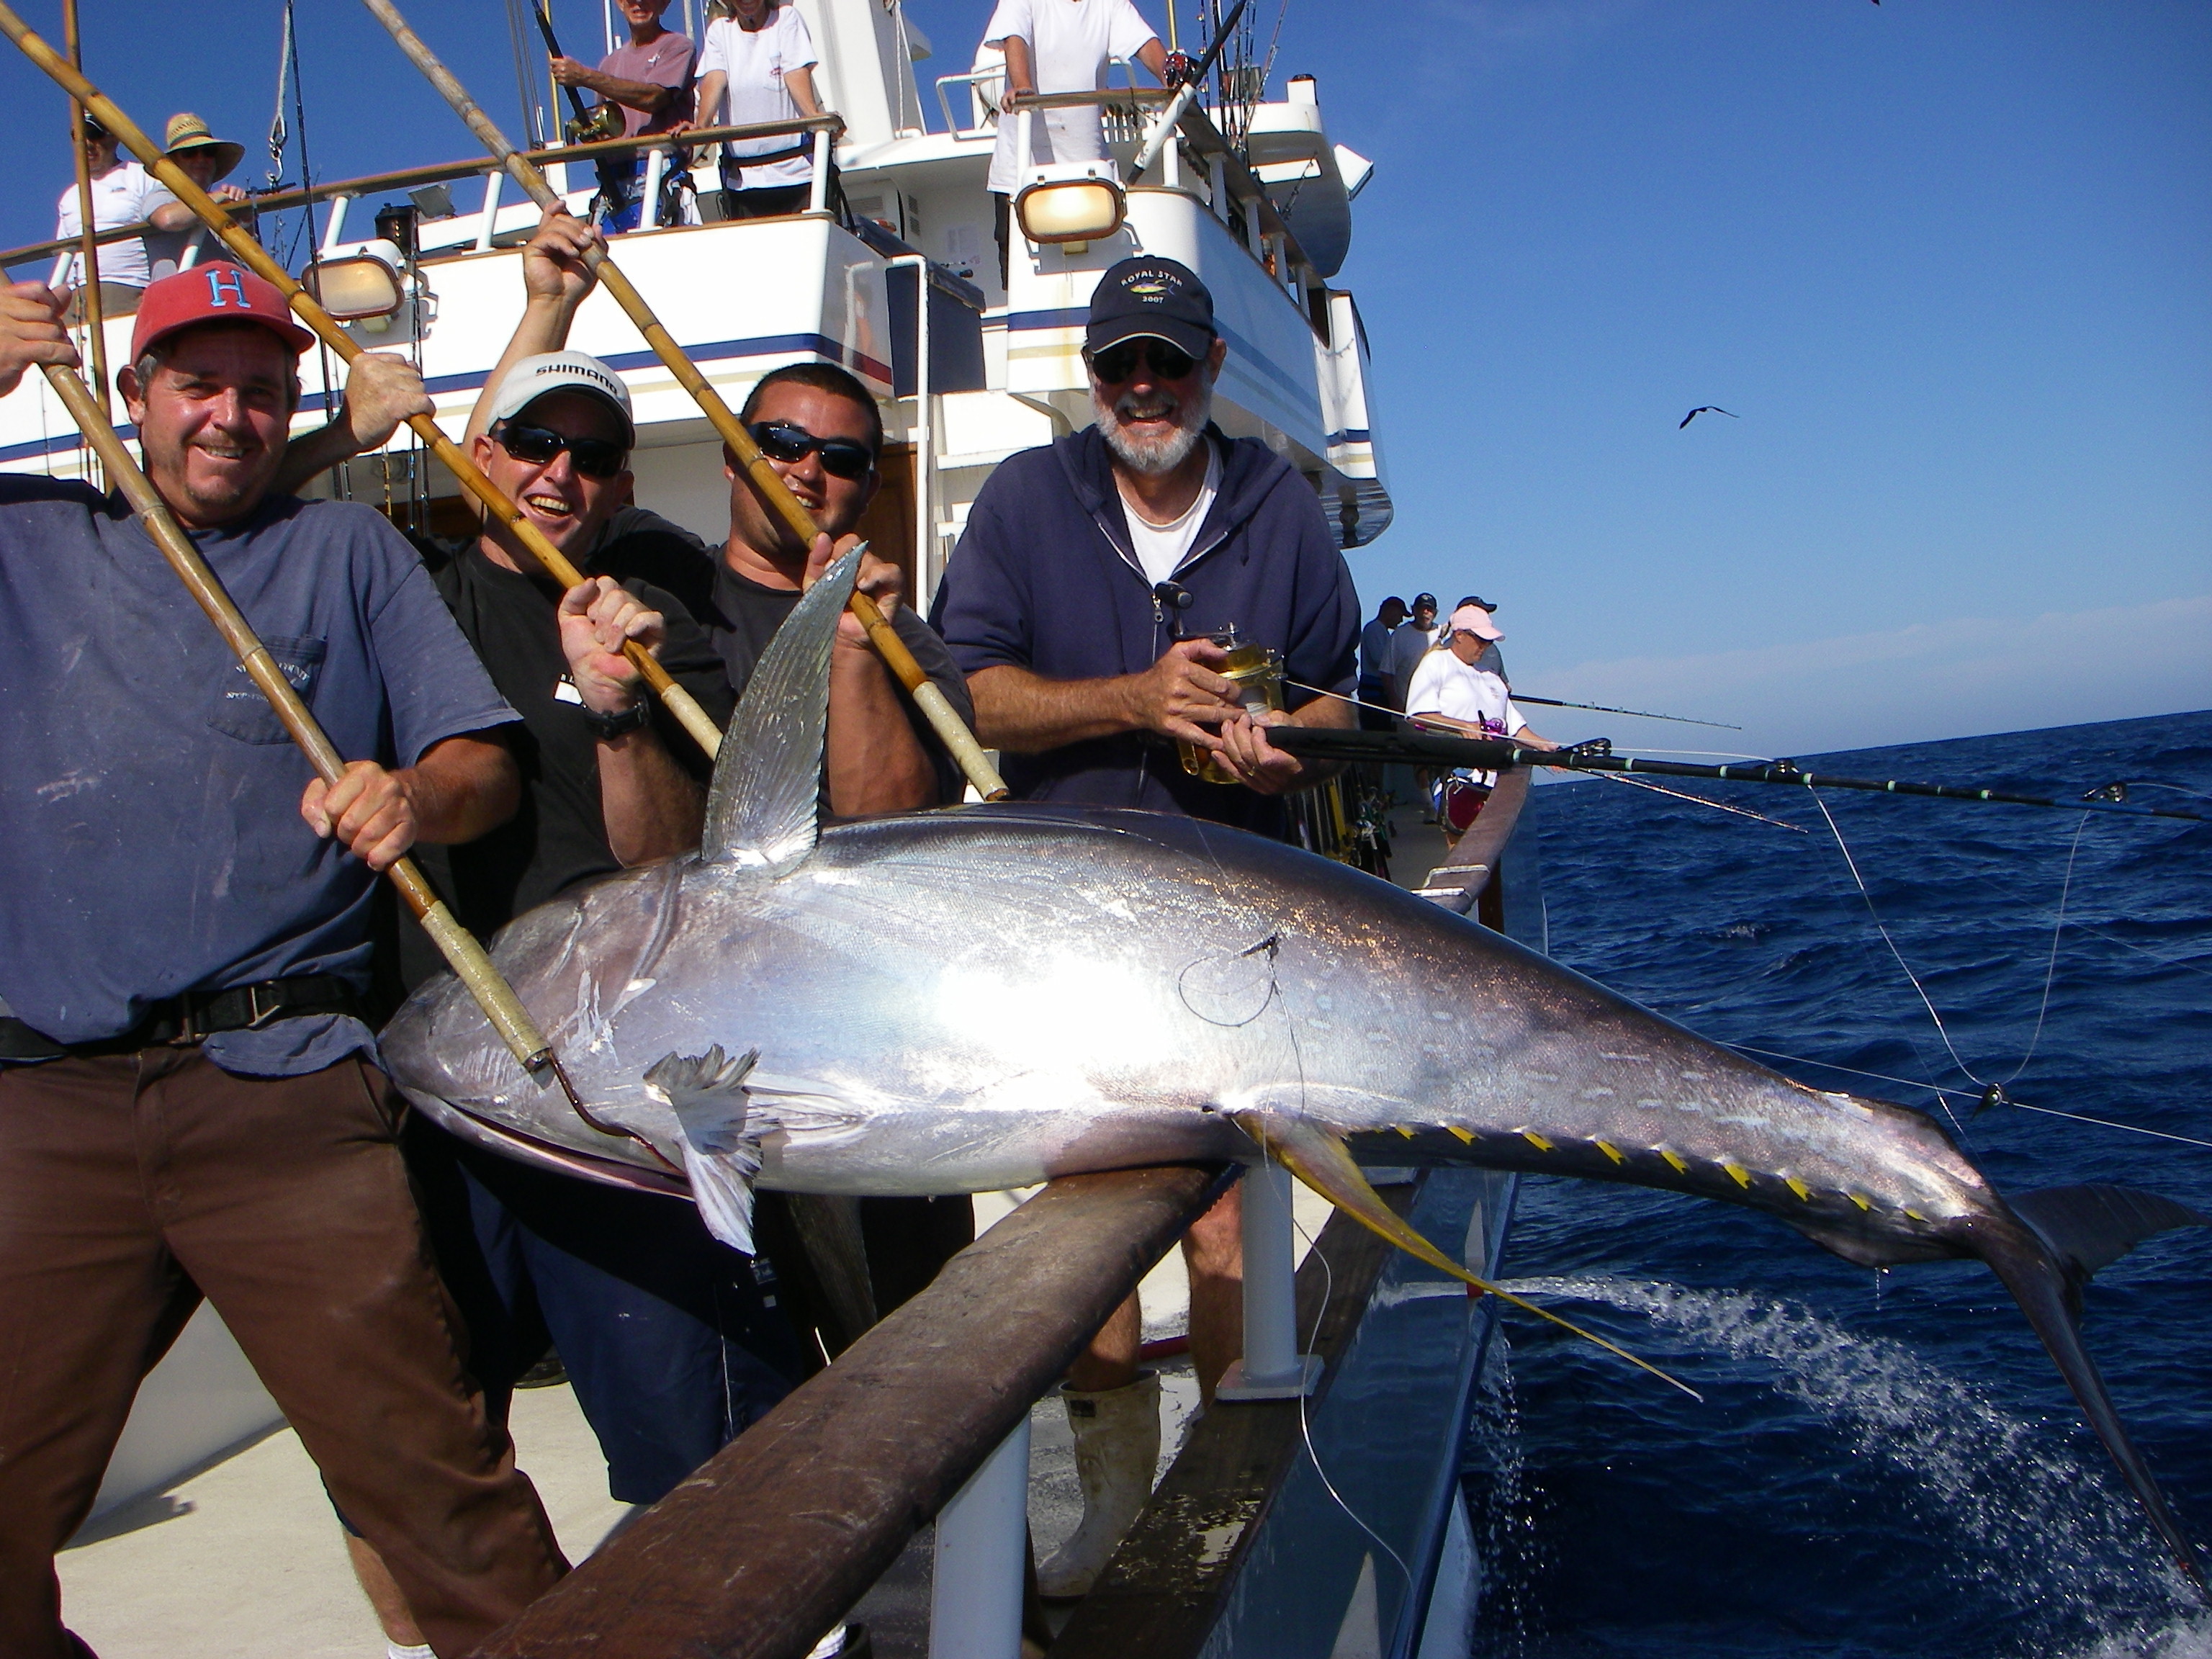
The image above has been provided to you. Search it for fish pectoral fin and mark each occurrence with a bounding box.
[1228,1107,1704,1404]
[645,1045,765,1254]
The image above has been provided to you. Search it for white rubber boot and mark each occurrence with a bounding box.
[1036,1371,1162,1599]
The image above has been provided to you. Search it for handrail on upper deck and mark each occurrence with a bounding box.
[0,114,847,271]
[934,55,1147,138]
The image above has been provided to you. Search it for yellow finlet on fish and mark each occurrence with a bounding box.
[1231,1109,1704,1404]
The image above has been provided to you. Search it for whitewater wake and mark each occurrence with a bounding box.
[1487,1274,2205,1656]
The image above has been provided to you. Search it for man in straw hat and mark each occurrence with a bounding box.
[0,264,569,1656]
[145,112,253,282]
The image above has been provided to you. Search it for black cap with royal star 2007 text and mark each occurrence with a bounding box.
[1086,256,1217,361]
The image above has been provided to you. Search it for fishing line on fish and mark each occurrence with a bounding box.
[2000,810,2093,1088]
[1267,958,1413,1588]
[1283,1181,1416,1597]
[1591,770,1811,833]
[1725,1044,2212,1151]
[1806,791,1982,1134]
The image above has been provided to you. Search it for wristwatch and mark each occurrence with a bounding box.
[579,697,652,740]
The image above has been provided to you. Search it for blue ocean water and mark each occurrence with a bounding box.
[1465,709,2212,1658]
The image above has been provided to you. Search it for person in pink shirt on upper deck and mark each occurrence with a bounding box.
[550,0,697,231]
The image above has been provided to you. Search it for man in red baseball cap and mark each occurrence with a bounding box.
[0,270,570,1655]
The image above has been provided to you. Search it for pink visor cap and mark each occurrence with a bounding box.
[1451,603,1503,641]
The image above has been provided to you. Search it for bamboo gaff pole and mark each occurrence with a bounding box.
[61,0,107,425]
[360,0,1012,802]
[31,357,565,1090]
[0,4,726,765]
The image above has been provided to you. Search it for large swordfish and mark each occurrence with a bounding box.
[385,554,2205,1584]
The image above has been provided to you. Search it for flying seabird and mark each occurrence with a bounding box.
[1678,406,1738,429]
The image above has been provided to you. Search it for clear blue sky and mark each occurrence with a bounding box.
[6,1,2205,755]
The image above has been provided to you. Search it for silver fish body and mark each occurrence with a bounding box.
[383,550,2206,1588]
[385,804,1985,1251]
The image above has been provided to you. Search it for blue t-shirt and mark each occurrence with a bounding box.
[0,479,519,1075]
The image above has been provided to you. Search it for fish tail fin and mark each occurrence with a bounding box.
[644,1045,764,1254]
[1969,1190,2208,1594]
[1229,1109,1704,1404]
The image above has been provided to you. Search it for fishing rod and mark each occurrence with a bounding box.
[359,0,1012,804]
[524,0,613,141]
[28,350,593,1118]
[1128,0,1252,181]
[1286,678,1735,731]
[522,0,627,220]
[0,5,727,763]
[1505,692,1740,730]
[1265,727,2210,824]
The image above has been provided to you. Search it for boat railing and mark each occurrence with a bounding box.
[0,115,849,275]
[472,1165,1229,1657]
[933,55,1148,140]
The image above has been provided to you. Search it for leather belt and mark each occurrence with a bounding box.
[0,974,364,1062]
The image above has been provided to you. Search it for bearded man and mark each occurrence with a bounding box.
[929,253,1359,1599]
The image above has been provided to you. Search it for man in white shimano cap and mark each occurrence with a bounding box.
[336,282,807,1658]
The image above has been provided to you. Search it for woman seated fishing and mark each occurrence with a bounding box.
[1403,599,1556,848]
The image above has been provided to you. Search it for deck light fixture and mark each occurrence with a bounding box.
[1015,165,1126,251]
[303,243,405,324]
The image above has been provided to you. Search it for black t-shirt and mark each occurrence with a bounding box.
[395,537,735,991]
[592,508,976,806]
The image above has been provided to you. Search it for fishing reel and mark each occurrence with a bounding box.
[565,103,624,147]
[1161,50,1201,88]
[1178,626,1285,786]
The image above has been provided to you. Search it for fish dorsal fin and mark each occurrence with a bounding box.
[701,549,861,866]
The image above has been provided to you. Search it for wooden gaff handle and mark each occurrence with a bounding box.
[359,0,1012,802]
[37,361,557,1078]
[0,1,723,763]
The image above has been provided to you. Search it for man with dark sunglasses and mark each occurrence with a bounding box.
[929,252,1361,1599]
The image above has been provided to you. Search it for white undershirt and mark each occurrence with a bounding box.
[1121,444,1221,587]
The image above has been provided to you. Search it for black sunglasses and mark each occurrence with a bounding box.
[749,420,874,480]
[1087,338,1199,385]
[494,422,627,480]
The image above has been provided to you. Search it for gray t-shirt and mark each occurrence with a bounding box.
[0,480,519,1074]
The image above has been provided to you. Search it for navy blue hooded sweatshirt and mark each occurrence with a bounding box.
[930,423,1360,837]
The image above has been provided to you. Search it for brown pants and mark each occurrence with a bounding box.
[0,1050,567,1658]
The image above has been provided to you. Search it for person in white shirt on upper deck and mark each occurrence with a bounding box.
[52,116,203,322]
[691,0,826,220]
[1405,601,1555,848]
[983,0,1168,289]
